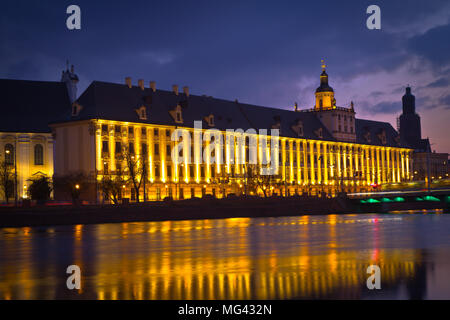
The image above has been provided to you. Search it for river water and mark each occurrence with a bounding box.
[1,210,449,299]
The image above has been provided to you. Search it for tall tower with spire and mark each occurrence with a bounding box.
[61,61,79,103]
[399,86,422,149]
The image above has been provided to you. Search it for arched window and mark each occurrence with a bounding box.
[34,144,44,165]
[4,144,14,165]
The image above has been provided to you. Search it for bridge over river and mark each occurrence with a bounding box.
[347,188,450,213]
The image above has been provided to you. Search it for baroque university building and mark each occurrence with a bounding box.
[1,63,414,202]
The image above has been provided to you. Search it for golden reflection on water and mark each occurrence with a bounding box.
[0,213,449,299]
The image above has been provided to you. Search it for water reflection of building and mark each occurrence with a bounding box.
[0,215,436,300]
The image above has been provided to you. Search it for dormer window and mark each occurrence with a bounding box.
[135,106,147,120]
[378,130,387,145]
[314,127,323,139]
[71,103,82,116]
[169,104,183,124]
[291,120,304,137]
[204,114,215,127]
[364,130,371,143]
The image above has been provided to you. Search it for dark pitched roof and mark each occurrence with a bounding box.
[65,81,335,141]
[56,80,408,148]
[0,79,72,133]
[355,118,407,148]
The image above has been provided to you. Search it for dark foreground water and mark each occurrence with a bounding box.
[1,210,450,300]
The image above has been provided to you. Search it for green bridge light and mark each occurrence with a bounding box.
[381,198,393,202]
[366,198,380,203]
[423,195,440,202]
[415,197,424,201]
[393,197,405,202]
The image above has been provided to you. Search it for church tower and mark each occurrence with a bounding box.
[311,60,356,142]
[315,60,336,110]
[399,86,422,149]
[61,62,79,103]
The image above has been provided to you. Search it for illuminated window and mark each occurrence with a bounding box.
[115,142,122,154]
[142,143,148,155]
[34,144,44,165]
[102,141,109,153]
[4,144,14,165]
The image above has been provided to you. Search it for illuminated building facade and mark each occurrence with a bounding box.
[51,63,413,202]
[0,78,72,202]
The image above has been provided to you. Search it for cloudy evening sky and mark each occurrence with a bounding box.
[1,0,449,152]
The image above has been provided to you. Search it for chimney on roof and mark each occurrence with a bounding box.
[172,84,179,96]
[183,86,189,97]
[125,77,132,88]
[150,81,156,92]
[138,79,144,90]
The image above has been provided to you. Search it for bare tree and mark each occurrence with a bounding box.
[0,160,15,204]
[121,146,148,203]
[246,164,282,198]
[211,165,232,197]
[99,167,125,205]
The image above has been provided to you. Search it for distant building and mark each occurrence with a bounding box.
[413,152,449,181]
[50,62,413,202]
[0,77,72,202]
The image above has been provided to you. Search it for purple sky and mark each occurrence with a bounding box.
[1,0,449,152]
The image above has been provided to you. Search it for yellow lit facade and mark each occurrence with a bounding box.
[0,132,54,202]
[86,119,412,201]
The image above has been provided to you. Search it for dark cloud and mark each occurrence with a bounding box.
[439,94,450,108]
[368,101,401,114]
[425,77,450,88]
[408,24,450,68]
[369,91,384,98]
